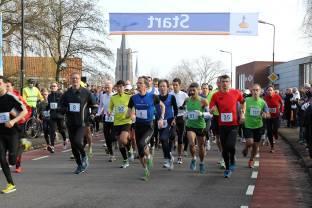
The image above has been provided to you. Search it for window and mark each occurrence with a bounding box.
[304,63,312,84]
[238,73,245,90]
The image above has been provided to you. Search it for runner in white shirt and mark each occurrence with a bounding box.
[170,78,189,164]
[97,81,115,161]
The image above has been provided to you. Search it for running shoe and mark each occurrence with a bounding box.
[15,167,23,173]
[74,165,84,174]
[163,159,170,168]
[70,154,75,159]
[21,138,32,151]
[120,160,130,168]
[229,164,236,172]
[82,156,89,170]
[50,146,55,153]
[47,145,52,153]
[199,163,205,174]
[248,160,254,168]
[270,148,275,153]
[169,158,174,171]
[1,183,16,194]
[141,168,150,181]
[206,140,211,151]
[224,170,231,178]
[108,155,116,162]
[190,159,196,171]
[219,159,226,169]
[183,151,188,157]
[177,157,183,164]
[147,156,153,170]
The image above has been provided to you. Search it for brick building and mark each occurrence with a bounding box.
[3,56,82,88]
[236,61,284,90]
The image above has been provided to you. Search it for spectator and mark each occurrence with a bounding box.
[284,88,293,127]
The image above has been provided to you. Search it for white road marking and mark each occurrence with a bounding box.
[62,149,72,153]
[240,206,248,208]
[32,156,49,161]
[246,185,255,195]
[99,140,105,142]
[254,161,259,167]
[251,171,258,179]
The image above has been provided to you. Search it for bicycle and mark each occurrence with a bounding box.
[24,108,42,139]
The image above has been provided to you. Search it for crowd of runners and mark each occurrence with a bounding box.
[0,72,312,194]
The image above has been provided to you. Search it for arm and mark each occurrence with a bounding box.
[97,94,104,115]
[126,96,135,119]
[171,96,178,118]
[6,98,28,128]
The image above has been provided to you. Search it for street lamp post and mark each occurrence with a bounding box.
[220,50,233,86]
[258,20,275,74]
[20,0,25,95]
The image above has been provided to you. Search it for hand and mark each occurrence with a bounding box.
[194,110,203,117]
[280,112,283,117]
[210,106,217,113]
[158,119,164,129]
[90,114,95,120]
[239,113,245,124]
[171,119,176,126]
[5,120,15,128]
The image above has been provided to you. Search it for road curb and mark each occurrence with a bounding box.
[279,132,312,180]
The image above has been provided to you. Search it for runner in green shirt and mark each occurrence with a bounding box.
[242,84,270,168]
[185,82,212,174]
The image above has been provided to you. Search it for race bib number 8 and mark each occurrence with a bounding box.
[50,102,58,109]
[269,108,276,113]
[69,103,80,112]
[0,112,10,124]
[187,112,198,120]
[105,115,114,122]
[250,107,261,116]
[221,113,233,122]
[136,110,148,119]
[116,105,126,114]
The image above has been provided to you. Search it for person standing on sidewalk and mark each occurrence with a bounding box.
[209,74,245,178]
[264,85,284,153]
[60,72,98,174]
[47,82,67,151]
[241,84,270,168]
[0,76,28,193]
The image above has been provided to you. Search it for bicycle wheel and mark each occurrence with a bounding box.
[24,117,41,139]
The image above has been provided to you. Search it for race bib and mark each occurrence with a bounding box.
[116,105,126,114]
[221,113,233,122]
[158,119,168,129]
[105,114,114,122]
[187,111,199,120]
[0,112,10,124]
[269,108,276,113]
[136,110,148,119]
[50,102,58,109]
[69,103,80,112]
[250,107,261,116]
[43,111,50,118]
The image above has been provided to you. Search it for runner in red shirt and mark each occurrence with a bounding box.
[210,74,245,178]
[264,85,284,152]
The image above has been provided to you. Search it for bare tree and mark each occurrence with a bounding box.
[2,0,113,81]
[168,56,224,89]
[167,60,196,90]
[304,0,312,40]
[26,0,113,81]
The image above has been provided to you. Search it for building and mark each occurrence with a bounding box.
[236,61,284,90]
[273,56,312,90]
[3,56,82,88]
[115,35,134,82]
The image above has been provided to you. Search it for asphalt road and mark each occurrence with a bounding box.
[0,135,260,208]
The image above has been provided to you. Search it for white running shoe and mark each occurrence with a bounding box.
[206,140,211,151]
